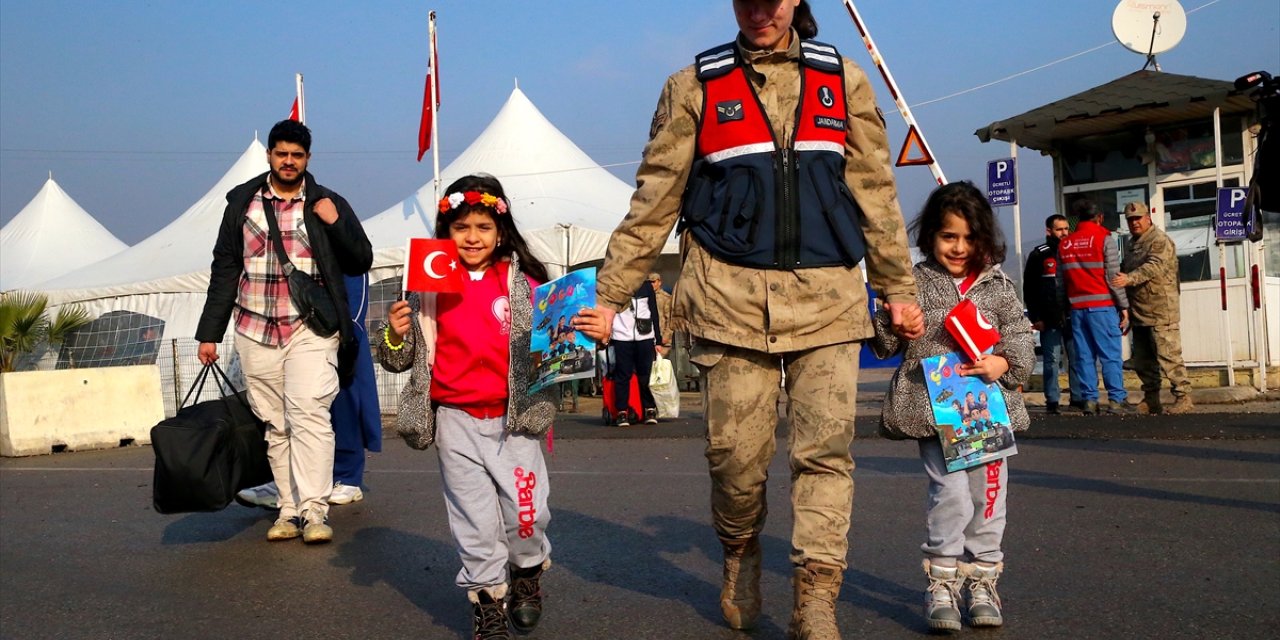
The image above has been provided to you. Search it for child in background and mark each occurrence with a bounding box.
[871,181,1034,633]
[378,174,557,640]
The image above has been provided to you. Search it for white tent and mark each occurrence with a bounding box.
[36,139,269,339]
[1,177,128,291]
[363,87,673,280]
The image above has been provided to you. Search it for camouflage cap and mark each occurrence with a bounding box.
[1124,202,1150,218]
[647,272,662,282]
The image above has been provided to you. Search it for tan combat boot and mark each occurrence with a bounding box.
[1136,394,1162,415]
[1165,394,1194,415]
[788,561,843,640]
[719,536,761,629]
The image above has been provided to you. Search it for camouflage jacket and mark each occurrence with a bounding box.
[871,261,1034,440]
[595,30,917,353]
[654,287,673,346]
[1121,225,1180,327]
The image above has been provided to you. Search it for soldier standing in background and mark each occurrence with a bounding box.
[1112,202,1194,414]
[648,272,673,353]
[573,2,923,637]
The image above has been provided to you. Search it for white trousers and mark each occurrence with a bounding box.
[235,325,339,519]
[435,406,551,592]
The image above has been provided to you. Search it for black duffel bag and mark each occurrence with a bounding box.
[151,362,272,514]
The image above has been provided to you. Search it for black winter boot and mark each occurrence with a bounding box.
[469,586,510,640]
[508,560,549,633]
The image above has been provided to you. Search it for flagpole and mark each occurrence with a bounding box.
[295,73,306,125]
[428,11,442,203]
[402,237,411,294]
[840,1,946,185]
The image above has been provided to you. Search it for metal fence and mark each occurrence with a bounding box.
[26,326,694,420]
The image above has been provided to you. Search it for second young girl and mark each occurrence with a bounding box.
[872,181,1034,633]
[378,174,557,640]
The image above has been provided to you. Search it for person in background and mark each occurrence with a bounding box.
[1112,202,1194,415]
[1022,214,1080,414]
[573,2,923,637]
[195,119,372,544]
[236,272,383,509]
[1058,199,1134,416]
[648,272,673,353]
[607,279,661,426]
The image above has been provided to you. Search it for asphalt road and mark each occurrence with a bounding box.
[2,406,1277,640]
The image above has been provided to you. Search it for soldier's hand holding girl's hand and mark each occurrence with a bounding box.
[387,300,413,347]
[957,354,1009,384]
[573,305,616,344]
[886,301,926,340]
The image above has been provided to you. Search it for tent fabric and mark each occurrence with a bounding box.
[1,177,128,291]
[363,87,673,279]
[35,139,269,339]
[39,90,672,341]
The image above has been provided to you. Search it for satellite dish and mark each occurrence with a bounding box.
[1112,0,1186,56]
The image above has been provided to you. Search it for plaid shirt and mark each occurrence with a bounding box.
[233,180,321,346]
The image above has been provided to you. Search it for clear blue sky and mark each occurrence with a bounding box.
[2,1,1277,264]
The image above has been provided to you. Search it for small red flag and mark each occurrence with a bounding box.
[288,98,300,122]
[403,238,464,293]
[945,299,1001,363]
[417,73,433,161]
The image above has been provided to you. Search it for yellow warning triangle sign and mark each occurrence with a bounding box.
[896,125,934,167]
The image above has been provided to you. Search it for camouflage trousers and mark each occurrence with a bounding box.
[690,340,859,569]
[1131,323,1192,398]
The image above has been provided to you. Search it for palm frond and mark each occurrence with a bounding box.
[47,304,93,345]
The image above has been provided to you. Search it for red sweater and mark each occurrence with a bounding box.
[431,263,513,418]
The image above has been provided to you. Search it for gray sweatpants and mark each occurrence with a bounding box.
[918,439,1008,564]
[435,406,551,592]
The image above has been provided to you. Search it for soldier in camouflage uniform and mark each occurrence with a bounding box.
[1112,202,1194,414]
[574,2,922,638]
[647,272,673,351]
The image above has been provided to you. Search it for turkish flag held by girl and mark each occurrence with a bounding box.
[403,238,464,293]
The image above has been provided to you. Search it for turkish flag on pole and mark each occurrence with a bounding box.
[289,73,305,123]
[417,74,433,161]
[403,238,464,293]
[945,299,1001,362]
[417,13,440,161]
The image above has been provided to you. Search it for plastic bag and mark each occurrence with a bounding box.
[650,356,680,418]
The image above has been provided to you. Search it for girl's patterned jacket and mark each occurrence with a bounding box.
[871,259,1035,440]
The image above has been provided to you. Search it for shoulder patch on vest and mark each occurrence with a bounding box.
[695,42,738,81]
[799,39,842,73]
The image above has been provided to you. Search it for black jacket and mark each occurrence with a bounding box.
[1022,239,1067,329]
[195,171,373,379]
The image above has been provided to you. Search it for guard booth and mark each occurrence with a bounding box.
[976,70,1277,386]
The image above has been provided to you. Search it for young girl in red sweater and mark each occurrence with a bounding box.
[379,174,558,640]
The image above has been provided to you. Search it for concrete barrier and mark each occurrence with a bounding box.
[0,365,163,457]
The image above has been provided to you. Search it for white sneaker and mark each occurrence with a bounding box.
[236,481,279,510]
[329,482,364,506]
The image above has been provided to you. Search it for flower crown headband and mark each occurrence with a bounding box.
[438,190,509,215]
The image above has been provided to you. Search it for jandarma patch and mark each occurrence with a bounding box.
[715,100,744,123]
[813,115,845,131]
